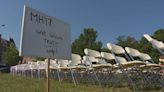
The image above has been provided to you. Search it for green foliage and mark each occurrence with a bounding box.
[71,28,102,56]
[153,29,164,41]
[36,57,45,61]
[2,44,20,66]
[116,35,141,49]
[101,48,110,52]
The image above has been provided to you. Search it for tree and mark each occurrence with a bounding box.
[71,28,102,56]
[116,35,141,49]
[153,29,164,42]
[2,44,20,66]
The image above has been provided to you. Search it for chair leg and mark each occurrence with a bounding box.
[70,69,76,85]
[57,69,61,84]
[121,68,137,91]
[92,69,101,86]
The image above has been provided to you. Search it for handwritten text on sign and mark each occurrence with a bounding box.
[19,6,71,60]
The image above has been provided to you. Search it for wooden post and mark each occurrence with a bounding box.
[46,58,50,92]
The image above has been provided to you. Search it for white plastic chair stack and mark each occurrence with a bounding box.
[125,47,162,70]
[10,65,18,75]
[125,47,164,88]
[84,48,113,86]
[140,53,164,87]
[84,48,112,70]
[47,59,59,80]
[139,52,164,87]
[107,43,145,68]
[83,55,101,86]
[125,47,158,88]
[28,61,38,78]
[70,54,85,67]
[100,52,121,86]
[70,54,90,84]
[37,60,47,78]
[58,59,76,85]
[107,43,145,90]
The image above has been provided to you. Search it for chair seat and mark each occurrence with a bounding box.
[92,63,112,69]
[71,65,89,69]
[59,67,71,71]
[140,64,162,70]
[121,60,145,68]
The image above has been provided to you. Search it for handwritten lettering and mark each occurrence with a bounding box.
[43,38,59,46]
[46,48,58,56]
[35,29,46,36]
[49,33,63,40]
[31,12,52,26]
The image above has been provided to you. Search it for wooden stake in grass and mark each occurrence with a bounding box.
[46,58,50,92]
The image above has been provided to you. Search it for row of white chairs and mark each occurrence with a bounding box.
[10,42,164,90]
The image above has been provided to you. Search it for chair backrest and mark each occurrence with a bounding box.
[115,56,128,64]
[84,48,101,58]
[83,56,92,66]
[28,61,36,65]
[139,53,152,61]
[101,52,115,60]
[107,43,132,61]
[44,59,57,65]
[37,61,46,65]
[58,59,69,67]
[72,54,81,61]
[83,55,98,63]
[143,34,153,42]
[71,54,82,66]
[107,43,125,54]
[151,40,164,49]
[28,61,37,68]
[139,52,154,63]
[125,47,141,60]
[37,61,47,69]
[49,59,58,67]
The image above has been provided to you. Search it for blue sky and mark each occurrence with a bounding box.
[0,0,164,48]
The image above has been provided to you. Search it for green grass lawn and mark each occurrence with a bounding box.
[0,73,163,92]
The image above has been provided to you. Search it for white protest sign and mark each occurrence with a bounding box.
[19,6,71,60]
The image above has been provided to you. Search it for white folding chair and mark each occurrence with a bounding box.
[45,59,60,80]
[84,48,112,69]
[144,34,164,55]
[82,55,101,86]
[107,43,146,90]
[58,59,76,85]
[84,48,113,86]
[125,47,162,69]
[125,47,164,88]
[107,43,145,68]
[100,52,121,86]
[37,60,47,78]
[28,61,38,78]
[70,54,91,84]
[139,53,164,88]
